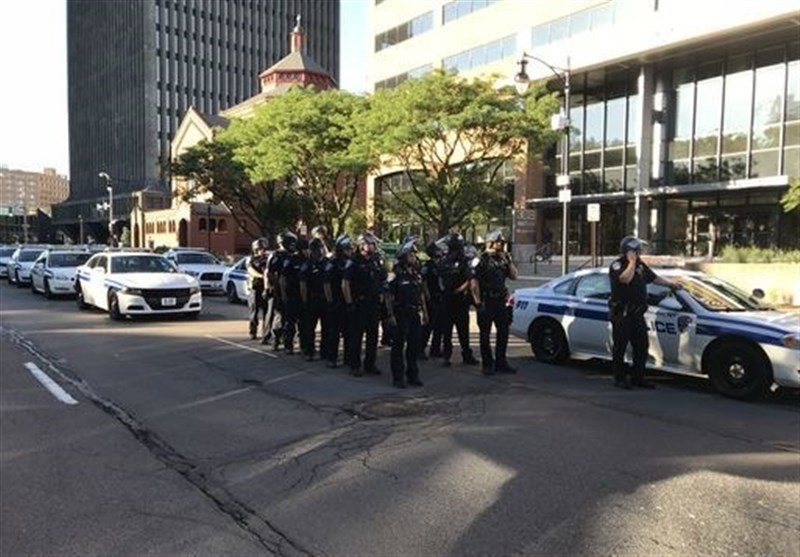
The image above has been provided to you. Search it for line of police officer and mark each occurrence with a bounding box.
[245,227,517,388]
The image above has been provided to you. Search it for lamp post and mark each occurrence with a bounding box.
[78,214,84,244]
[98,172,114,246]
[514,53,571,275]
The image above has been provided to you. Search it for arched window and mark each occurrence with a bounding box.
[199,217,207,231]
[217,218,227,232]
[209,218,216,232]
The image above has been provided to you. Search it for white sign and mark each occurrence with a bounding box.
[558,189,572,203]
[587,203,601,222]
[556,175,571,187]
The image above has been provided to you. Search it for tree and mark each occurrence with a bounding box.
[781,178,800,213]
[222,87,371,237]
[355,69,560,237]
[170,139,304,244]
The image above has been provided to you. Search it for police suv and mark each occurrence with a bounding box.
[75,250,202,320]
[511,268,800,400]
[30,249,94,298]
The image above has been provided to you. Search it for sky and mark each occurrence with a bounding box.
[0,0,369,178]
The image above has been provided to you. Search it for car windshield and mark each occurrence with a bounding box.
[675,275,769,312]
[50,253,93,267]
[19,249,45,262]
[111,255,175,273]
[0,247,16,257]
[177,252,219,265]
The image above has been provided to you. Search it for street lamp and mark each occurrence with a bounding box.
[514,53,572,275]
[98,172,114,246]
[78,214,84,244]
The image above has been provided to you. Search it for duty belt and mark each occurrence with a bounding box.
[484,290,507,299]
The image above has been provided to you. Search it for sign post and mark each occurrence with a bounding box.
[587,203,601,267]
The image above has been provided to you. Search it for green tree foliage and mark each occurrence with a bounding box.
[355,70,560,237]
[222,87,371,237]
[781,178,800,213]
[170,139,303,244]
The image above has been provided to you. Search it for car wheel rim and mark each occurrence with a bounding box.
[726,361,747,383]
[540,328,557,355]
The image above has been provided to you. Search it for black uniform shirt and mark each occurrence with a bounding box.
[323,256,347,305]
[390,262,423,310]
[471,252,510,297]
[246,255,267,291]
[609,256,656,306]
[281,252,304,298]
[421,259,443,300]
[438,254,470,296]
[300,257,325,302]
[267,250,287,292]
[344,252,383,302]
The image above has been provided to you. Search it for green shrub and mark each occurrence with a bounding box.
[720,246,800,263]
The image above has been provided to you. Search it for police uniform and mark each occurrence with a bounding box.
[438,235,478,367]
[299,240,326,361]
[421,244,444,358]
[322,240,350,368]
[246,245,268,339]
[388,251,425,388]
[343,244,384,376]
[264,245,287,349]
[609,250,657,388]
[471,248,514,375]
[280,241,304,354]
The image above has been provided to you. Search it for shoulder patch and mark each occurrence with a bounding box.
[611,262,621,271]
[344,260,353,269]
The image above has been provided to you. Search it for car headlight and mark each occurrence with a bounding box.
[781,333,800,350]
[189,285,201,295]
[120,286,143,296]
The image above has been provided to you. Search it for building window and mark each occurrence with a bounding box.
[199,217,207,230]
[217,218,227,232]
[374,11,433,52]
[375,64,433,90]
[442,0,498,25]
[442,35,515,74]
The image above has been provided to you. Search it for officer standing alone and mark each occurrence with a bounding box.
[246,238,269,340]
[470,230,518,375]
[609,236,681,389]
[386,239,428,389]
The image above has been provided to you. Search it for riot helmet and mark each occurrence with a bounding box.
[281,231,298,252]
[619,236,642,255]
[397,238,418,262]
[425,241,443,259]
[251,237,268,254]
[309,237,325,258]
[334,234,353,254]
[311,225,328,238]
[486,229,505,245]
[446,233,465,253]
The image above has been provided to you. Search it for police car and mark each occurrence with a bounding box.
[511,267,800,400]
[222,256,249,303]
[75,251,202,320]
[6,246,47,286]
[163,249,227,293]
[0,245,17,279]
[30,249,94,298]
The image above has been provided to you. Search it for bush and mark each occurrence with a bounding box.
[720,246,800,263]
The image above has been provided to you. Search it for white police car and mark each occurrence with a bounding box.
[7,246,47,286]
[30,249,94,298]
[75,251,202,320]
[222,256,250,303]
[0,246,17,279]
[511,267,800,400]
[163,249,227,293]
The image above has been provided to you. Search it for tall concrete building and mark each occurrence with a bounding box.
[369,0,799,256]
[59,0,340,242]
[0,167,69,214]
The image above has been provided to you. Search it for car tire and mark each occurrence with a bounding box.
[43,279,53,300]
[529,318,569,364]
[226,281,239,304]
[706,342,771,400]
[108,292,123,321]
[76,286,89,310]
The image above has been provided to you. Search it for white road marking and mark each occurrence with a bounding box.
[23,362,78,405]
[263,371,305,385]
[207,335,279,358]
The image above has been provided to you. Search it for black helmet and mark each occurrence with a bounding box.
[311,225,328,237]
[619,236,641,255]
[425,241,442,258]
[251,237,268,253]
[280,231,298,252]
[446,233,465,252]
[296,236,309,251]
[334,234,352,253]
[486,229,505,244]
[397,239,418,260]
[356,232,378,247]
[309,237,325,254]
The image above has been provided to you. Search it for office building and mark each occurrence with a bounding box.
[0,167,69,214]
[369,0,799,256]
[58,0,340,242]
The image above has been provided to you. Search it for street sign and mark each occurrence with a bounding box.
[587,203,601,222]
[558,189,572,203]
[556,175,570,187]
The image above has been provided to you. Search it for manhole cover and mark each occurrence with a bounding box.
[358,399,424,418]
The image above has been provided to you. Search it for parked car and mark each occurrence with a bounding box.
[222,256,250,303]
[30,249,94,298]
[0,246,17,279]
[163,249,227,293]
[6,246,47,286]
[510,267,800,400]
[74,251,202,320]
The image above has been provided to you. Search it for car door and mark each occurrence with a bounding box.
[569,272,612,355]
[30,254,46,291]
[87,255,108,308]
[645,283,696,371]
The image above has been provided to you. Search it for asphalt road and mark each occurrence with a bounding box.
[1,281,799,557]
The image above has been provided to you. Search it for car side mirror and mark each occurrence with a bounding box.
[657,297,683,311]
[751,288,765,300]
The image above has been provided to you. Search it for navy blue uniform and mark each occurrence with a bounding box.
[438,253,477,365]
[246,254,268,338]
[281,251,304,353]
[263,250,287,348]
[389,261,424,386]
[322,255,348,367]
[299,256,326,359]
[608,256,657,383]
[472,252,514,373]
[421,258,444,357]
[343,252,384,375]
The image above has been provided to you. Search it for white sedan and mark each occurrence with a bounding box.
[30,249,94,298]
[511,268,800,400]
[7,246,46,286]
[163,250,227,293]
[75,251,202,320]
[222,257,249,303]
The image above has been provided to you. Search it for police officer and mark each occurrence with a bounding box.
[263,233,288,350]
[438,233,479,367]
[311,225,331,257]
[471,230,518,375]
[246,237,269,340]
[386,239,428,389]
[322,234,352,368]
[299,238,326,361]
[342,232,384,376]
[421,241,445,359]
[609,236,681,389]
[279,232,303,355]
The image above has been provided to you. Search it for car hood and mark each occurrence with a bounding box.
[703,310,800,333]
[107,273,199,289]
